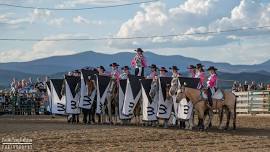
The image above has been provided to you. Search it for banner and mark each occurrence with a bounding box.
[141,79,158,121]
[177,98,193,120]
[157,77,173,119]
[118,79,132,120]
[79,69,97,109]
[96,75,111,114]
[122,75,142,117]
[46,81,52,112]
[50,79,66,115]
[178,77,200,89]
[65,76,81,114]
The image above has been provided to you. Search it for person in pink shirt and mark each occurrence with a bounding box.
[131,48,147,77]
[195,63,205,89]
[207,66,218,107]
[187,65,196,78]
[147,64,158,79]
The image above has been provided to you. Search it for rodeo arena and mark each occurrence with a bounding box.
[0,48,270,151]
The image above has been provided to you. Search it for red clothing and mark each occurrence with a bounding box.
[207,74,217,88]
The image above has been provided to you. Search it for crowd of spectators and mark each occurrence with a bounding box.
[0,77,50,115]
[232,81,270,92]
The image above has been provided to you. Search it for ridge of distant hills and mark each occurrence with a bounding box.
[0,51,269,88]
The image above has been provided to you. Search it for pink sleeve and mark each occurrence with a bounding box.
[200,73,205,84]
[209,75,217,87]
[131,58,136,67]
[142,57,147,67]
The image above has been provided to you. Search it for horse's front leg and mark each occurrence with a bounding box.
[204,109,213,130]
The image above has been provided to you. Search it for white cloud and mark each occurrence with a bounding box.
[112,0,270,49]
[0,34,78,62]
[73,16,90,24]
[73,16,103,25]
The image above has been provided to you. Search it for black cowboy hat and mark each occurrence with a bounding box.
[149,64,158,69]
[159,67,168,73]
[109,62,120,67]
[207,66,218,71]
[121,66,130,70]
[187,65,196,69]
[97,66,106,71]
[196,63,204,69]
[135,48,144,53]
[169,66,179,71]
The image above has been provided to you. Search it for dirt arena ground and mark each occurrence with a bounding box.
[0,115,270,152]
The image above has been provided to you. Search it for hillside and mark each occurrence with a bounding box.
[0,51,270,75]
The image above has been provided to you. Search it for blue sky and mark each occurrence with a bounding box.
[0,0,270,65]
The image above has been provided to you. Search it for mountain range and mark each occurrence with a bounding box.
[0,51,269,88]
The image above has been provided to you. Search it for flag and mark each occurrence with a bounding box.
[122,75,142,117]
[157,77,173,119]
[79,69,97,109]
[65,76,81,114]
[118,79,132,120]
[46,81,52,112]
[50,79,66,115]
[96,75,111,114]
[141,79,158,121]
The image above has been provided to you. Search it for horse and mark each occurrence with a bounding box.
[106,79,119,124]
[149,78,173,128]
[82,79,96,124]
[170,77,237,130]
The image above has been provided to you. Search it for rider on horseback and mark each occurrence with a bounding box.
[206,66,218,107]
[187,65,196,78]
[97,66,107,76]
[120,66,130,80]
[169,66,181,78]
[159,67,168,77]
[131,48,147,77]
[110,63,120,83]
[195,63,205,90]
[147,64,158,79]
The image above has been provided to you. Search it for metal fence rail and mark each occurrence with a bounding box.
[234,91,270,114]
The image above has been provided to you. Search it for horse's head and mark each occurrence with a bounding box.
[149,78,159,99]
[169,77,180,96]
[107,79,117,100]
[86,80,96,95]
[176,82,186,102]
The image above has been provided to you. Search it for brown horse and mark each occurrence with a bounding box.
[170,77,237,130]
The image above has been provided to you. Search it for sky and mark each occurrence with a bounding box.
[0,0,270,65]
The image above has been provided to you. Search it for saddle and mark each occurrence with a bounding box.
[200,89,224,100]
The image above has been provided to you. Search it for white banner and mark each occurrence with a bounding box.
[96,76,110,114]
[177,98,193,120]
[46,84,52,112]
[118,80,132,120]
[157,78,173,119]
[50,80,66,115]
[65,79,80,114]
[122,79,141,117]
[79,74,96,109]
[141,79,158,121]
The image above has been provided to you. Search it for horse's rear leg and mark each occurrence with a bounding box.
[218,107,224,130]
[224,111,231,130]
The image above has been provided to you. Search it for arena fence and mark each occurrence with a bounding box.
[1,91,270,116]
[234,90,270,114]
